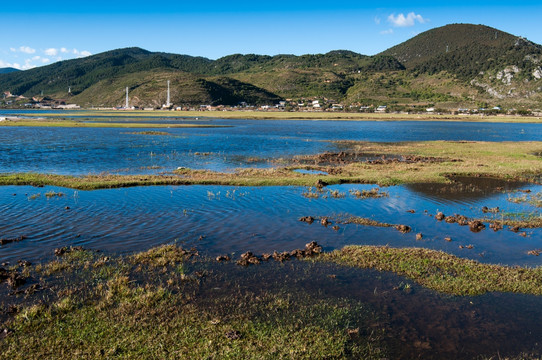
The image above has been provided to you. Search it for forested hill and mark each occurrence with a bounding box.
[380,24,542,79]
[0,67,19,74]
[1,23,542,109]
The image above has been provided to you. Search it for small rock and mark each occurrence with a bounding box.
[0,328,13,339]
[290,249,305,258]
[468,220,485,233]
[261,253,272,261]
[416,233,423,240]
[444,237,452,242]
[445,216,456,224]
[299,216,314,224]
[305,241,322,255]
[395,225,411,233]
[17,260,31,267]
[320,217,331,227]
[489,222,503,232]
[215,255,230,262]
[347,328,360,336]
[435,212,445,221]
[315,179,328,188]
[272,251,291,262]
[225,330,242,340]
[236,251,260,266]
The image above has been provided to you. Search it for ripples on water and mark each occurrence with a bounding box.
[1,184,540,266]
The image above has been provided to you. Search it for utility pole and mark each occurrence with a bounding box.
[166,80,171,108]
[125,87,129,109]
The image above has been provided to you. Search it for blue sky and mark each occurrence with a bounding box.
[2,1,541,70]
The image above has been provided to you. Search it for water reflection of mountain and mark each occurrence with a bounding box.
[406,176,528,203]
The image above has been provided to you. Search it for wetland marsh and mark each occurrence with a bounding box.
[1,110,541,359]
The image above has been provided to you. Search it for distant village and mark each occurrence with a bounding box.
[1,90,538,116]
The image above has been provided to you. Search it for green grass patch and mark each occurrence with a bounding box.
[320,245,542,296]
[0,245,386,359]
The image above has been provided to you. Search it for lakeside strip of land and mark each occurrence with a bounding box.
[5,109,542,123]
[1,243,541,358]
[0,245,387,359]
[1,141,540,189]
[0,118,227,128]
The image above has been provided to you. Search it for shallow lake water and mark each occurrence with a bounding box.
[1,113,542,174]
[200,260,542,359]
[1,182,540,266]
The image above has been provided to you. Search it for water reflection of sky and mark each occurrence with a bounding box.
[1,183,540,266]
[1,116,541,174]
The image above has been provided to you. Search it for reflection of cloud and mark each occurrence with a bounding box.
[44,48,58,56]
[388,12,427,27]
[380,29,394,35]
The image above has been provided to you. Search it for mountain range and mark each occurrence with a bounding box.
[1,24,541,109]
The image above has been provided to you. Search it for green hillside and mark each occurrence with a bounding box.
[0,67,19,74]
[1,24,542,109]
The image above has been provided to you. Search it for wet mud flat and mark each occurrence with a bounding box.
[1,245,541,359]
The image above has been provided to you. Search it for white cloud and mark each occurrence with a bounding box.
[387,12,427,27]
[1,46,92,71]
[44,48,59,56]
[19,46,36,54]
[73,48,92,57]
[0,59,35,70]
[380,29,394,35]
[374,16,381,25]
[24,59,36,68]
